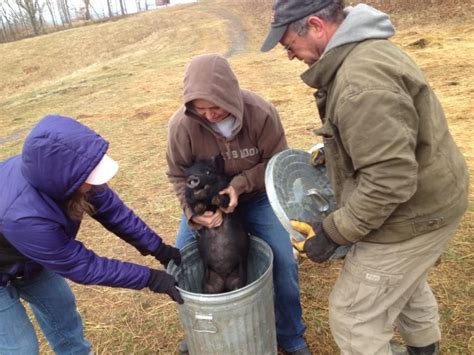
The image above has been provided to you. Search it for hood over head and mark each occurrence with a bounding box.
[21,115,109,200]
[324,4,395,54]
[183,53,244,122]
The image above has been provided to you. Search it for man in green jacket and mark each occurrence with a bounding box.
[261,1,469,354]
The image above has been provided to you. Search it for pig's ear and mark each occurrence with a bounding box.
[213,154,225,172]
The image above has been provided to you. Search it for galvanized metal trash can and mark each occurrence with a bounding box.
[167,236,277,355]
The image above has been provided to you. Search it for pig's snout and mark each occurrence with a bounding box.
[186,175,201,189]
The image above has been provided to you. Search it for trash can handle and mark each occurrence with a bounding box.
[193,313,218,334]
[306,188,329,212]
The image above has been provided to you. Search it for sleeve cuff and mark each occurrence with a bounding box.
[229,175,248,196]
[323,214,352,246]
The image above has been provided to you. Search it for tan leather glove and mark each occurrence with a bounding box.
[309,147,325,166]
[290,220,316,252]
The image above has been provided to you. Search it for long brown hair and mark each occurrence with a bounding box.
[67,189,95,221]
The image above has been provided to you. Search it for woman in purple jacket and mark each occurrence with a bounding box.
[0,115,183,354]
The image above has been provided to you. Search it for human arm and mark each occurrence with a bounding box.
[322,89,419,244]
[218,186,238,214]
[166,116,203,226]
[190,210,223,228]
[229,106,288,197]
[3,218,152,289]
[86,185,176,257]
[87,185,180,265]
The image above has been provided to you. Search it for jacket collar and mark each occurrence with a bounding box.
[300,42,358,89]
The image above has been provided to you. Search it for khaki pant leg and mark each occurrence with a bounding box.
[328,217,462,355]
[395,280,440,347]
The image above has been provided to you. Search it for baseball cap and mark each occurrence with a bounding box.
[261,0,333,52]
[85,154,119,185]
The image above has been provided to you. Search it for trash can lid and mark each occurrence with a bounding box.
[265,148,337,242]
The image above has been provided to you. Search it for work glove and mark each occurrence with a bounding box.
[152,243,181,267]
[147,269,184,304]
[290,220,339,263]
[310,146,325,166]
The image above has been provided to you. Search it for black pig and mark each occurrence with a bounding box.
[184,155,249,294]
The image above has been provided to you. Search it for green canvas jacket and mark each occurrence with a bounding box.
[302,39,469,244]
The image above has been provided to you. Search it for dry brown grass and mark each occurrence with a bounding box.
[0,0,472,353]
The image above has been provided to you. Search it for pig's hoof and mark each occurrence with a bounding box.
[194,203,206,214]
[194,189,207,199]
[211,195,221,206]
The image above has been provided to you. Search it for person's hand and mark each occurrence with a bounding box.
[310,146,325,166]
[219,186,238,213]
[290,220,339,263]
[191,209,223,228]
[147,269,184,304]
[152,243,181,267]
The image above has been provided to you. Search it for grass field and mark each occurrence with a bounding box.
[0,0,472,353]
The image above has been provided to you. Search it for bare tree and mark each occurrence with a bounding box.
[57,0,71,26]
[0,2,13,42]
[44,0,57,27]
[118,0,125,16]
[10,0,29,35]
[89,2,101,20]
[0,12,9,42]
[37,0,46,31]
[106,0,113,18]
[15,0,42,36]
[82,0,90,21]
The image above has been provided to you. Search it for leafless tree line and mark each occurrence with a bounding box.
[0,0,152,43]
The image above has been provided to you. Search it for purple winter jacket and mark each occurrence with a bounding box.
[0,115,162,289]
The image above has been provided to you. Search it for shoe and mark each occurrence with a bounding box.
[407,342,439,355]
[177,340,188,354]
[390,340,408,355]
[284,345,311,355]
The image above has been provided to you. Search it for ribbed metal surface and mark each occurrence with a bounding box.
[167,237,277,355]
[265,148,350,260]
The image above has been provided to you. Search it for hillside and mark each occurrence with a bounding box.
[0,0,472,353]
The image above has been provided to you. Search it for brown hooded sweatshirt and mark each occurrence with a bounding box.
[166,54,288,223]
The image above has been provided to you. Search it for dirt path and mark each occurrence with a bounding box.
[206,7,248,58]
[0,8,249,147]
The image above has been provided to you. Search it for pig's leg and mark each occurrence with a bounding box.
[194,185,212,199]
[211,194,230,208]
[203,268,226,294]
[194,203,207,214]
[226,263,247,291]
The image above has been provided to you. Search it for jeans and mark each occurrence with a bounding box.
[176,192,307,351]
[0,269,91,354]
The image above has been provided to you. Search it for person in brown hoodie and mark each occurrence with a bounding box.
[166,53,310,355]
[261,1,469,354]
